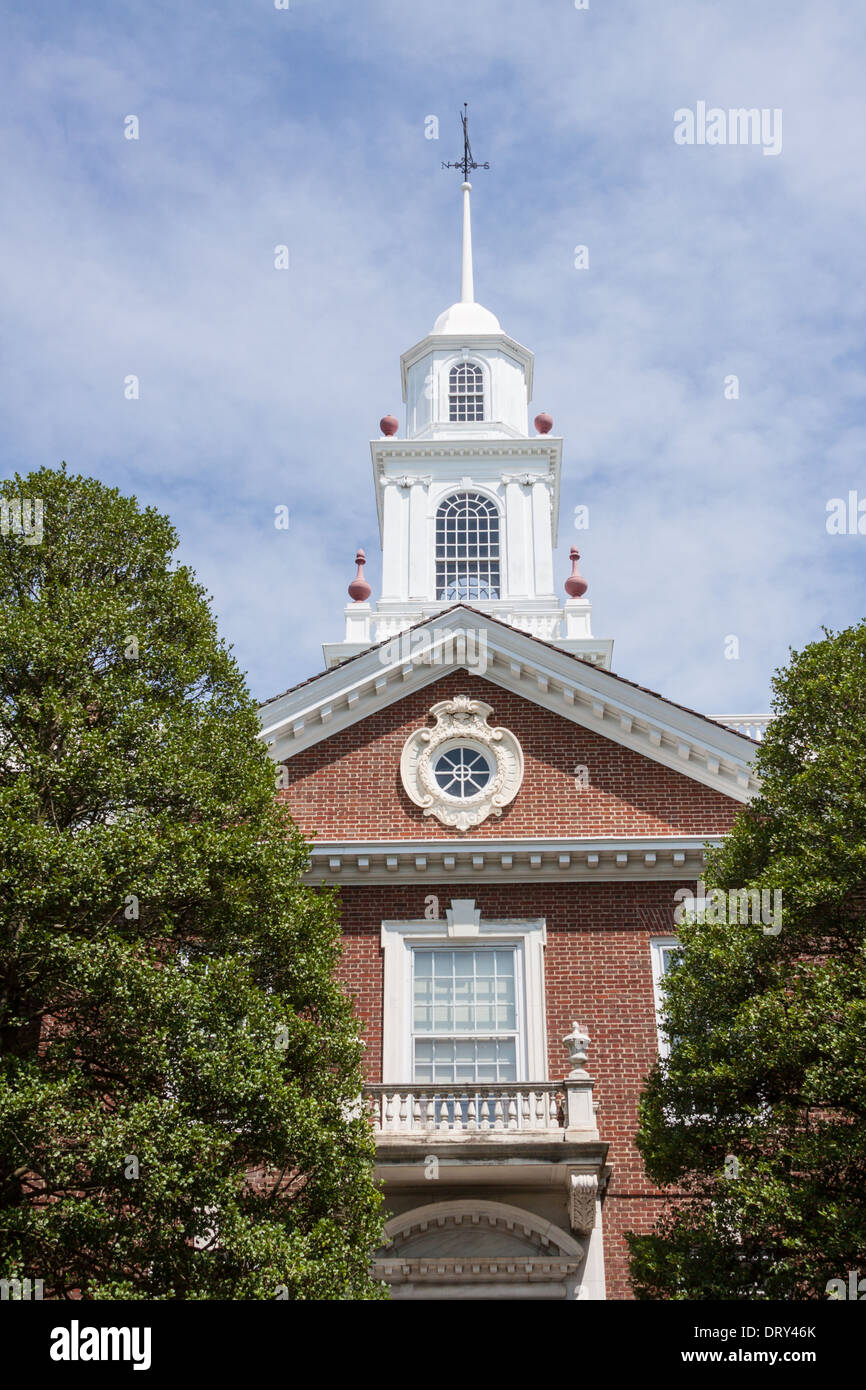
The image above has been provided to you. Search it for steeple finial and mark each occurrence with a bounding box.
[442,104,489,305]
[442,102,489,184]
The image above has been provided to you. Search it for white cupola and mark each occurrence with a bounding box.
[401,181,534,442]
[323,121,613,675]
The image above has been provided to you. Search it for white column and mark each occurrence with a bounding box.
[581,1200,608,1301]
[504,480,529,599]
[380,481,408,601]
[408,480,429,600]
[531,479,554,597]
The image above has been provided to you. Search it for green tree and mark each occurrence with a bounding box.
[0,465,384,1299]
[628,621,866,1300]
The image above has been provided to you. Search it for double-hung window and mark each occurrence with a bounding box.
[412,947,520,1083]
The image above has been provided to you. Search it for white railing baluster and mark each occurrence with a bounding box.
[364,1082,566,1135]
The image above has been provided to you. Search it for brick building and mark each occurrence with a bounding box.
[258,176,764,1299]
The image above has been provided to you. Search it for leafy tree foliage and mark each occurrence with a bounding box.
[0,466,384,1299]
[629,621,866,1299]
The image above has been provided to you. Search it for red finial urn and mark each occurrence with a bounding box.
[348,549,371,602]
[564,546,588,598]
[534,412,553,435]
[380,415,399,437]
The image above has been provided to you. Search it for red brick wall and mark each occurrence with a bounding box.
[281,674,741,1298]
[333,880,709,1300]
[278,672,739,839]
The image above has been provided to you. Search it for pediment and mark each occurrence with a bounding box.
[260,607,759,803]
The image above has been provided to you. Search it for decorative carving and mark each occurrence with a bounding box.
[379,473,433,489]
[375,444,557,465]
[563,1022,590,1075]
[568,1173,598,1236]
[400,696,524,832]
[502,472,552,487]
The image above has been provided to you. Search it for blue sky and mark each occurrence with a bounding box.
[1,0,864,713]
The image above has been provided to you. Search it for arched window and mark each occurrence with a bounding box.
[435,492,500,601]
[448,362,484,422]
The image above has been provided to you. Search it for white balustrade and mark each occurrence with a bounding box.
[710,714,773,742]
[364,1084,564,1135]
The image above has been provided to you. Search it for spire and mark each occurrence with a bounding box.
[460,181,474,304]
[442,104,488,305]
[434,105,500,336]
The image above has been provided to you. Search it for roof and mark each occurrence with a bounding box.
[258,602,755,744]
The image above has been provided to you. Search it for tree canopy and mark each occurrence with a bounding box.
[0,465,384,1299]
[629,620,866,1299]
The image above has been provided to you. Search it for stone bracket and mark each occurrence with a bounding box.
[568,1172,598,1236]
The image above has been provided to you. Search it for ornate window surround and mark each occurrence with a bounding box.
[380,899,548,1083]
[400,696,524,832]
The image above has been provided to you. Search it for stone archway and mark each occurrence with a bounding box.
[374,1199,587,1300]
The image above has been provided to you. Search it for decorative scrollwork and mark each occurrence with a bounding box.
[400,697,524,832]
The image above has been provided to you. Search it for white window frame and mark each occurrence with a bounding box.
[439,353,492,424]
[411,942,523,1083]
[381,900,547,1083]
[650,936,681,1058]
[447,359,485,422]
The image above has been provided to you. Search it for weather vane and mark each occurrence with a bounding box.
[442,103,489,181]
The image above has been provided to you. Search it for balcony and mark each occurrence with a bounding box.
[365,1030,610,1299]
[366,1082,563,1136]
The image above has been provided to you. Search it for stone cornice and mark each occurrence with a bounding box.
[371,438,562,540]
[303,836,715,884]
[372,439,560,465]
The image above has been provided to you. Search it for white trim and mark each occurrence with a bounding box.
[441,353,491,425]
[650,936,681,1057]
[372,440,558,541]
[381,901,547,1083]
[430,481,505,605]
[305,835,713,883]
[260,608,760,802]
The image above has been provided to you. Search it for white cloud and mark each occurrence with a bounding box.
[0,0,863,708]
